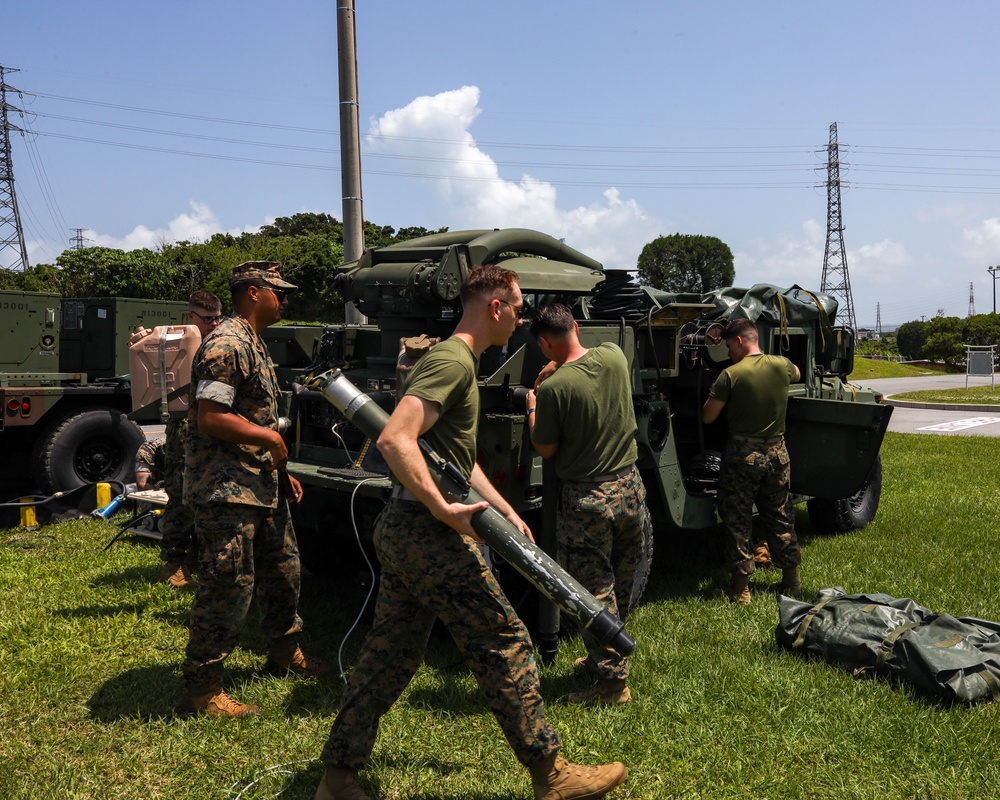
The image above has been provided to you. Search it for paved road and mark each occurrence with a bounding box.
[853,374,1000,437]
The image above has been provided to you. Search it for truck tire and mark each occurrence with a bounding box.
[621,511,655,621]
[33,407,146,494]
[806,453,883,534]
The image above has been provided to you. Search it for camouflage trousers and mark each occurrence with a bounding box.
[717,437,801,576]
[559,465,648,680]
[159,415,197,564]
[320,499,561,771]
[182,501,303,687]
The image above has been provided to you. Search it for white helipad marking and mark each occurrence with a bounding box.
[917,417,1000,431]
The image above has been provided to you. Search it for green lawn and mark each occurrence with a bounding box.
[888,385,1000,405]
[849,356,944,381]
[3,432,1000,799]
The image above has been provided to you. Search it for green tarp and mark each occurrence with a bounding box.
[776,587,1000,704]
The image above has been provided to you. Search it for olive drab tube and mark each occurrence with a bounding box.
[317,368,636,657]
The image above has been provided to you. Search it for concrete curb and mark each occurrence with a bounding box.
[884,396,1000,413]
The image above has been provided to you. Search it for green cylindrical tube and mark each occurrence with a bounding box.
[317,369,635,657]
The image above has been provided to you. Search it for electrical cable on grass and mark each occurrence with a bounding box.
[337,477,380,685]
[226,758,319,800]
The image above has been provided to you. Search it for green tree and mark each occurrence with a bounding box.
[895,320,928,360]
[636,233,735,293]
[0,264,63,293]
[962,313,1000,348]
[56,247,176,299]
[922,315,965,367]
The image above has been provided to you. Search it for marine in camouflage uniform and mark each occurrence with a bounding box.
[158,290,223,588]
[316,268,627,800]
[181,262,323,718]
[703,317,802,605]
[133,436,166,488]
[526,305,649,706]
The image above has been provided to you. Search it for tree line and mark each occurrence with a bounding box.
[8,216,993,367]
[0,214,446,322]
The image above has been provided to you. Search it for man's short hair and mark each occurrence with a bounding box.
[189,290,221,312]
[529,304,575,340]
[722,318,759,343]
[460,265,520,306]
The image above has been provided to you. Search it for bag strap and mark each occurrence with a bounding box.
[876,621,922,668]
[976,669,1000,701]
[792,596,836,650]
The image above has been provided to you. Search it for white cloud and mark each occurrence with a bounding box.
[366,86,659,269]
[962,217,1000,261]
[87,201,260,252]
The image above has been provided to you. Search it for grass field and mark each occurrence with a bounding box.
[2,432,1000,800]
[848,357,945,381]
[888,385,1000,405]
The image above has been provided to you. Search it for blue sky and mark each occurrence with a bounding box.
[5,1,1000,327]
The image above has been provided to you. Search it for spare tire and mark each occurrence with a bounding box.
[32,407,146,494]
[806,453,883,534]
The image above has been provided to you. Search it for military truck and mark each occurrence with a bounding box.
[0,291,187,493]
[267,228,892,564]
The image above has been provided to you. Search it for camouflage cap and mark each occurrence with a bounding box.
[229,261,298,290]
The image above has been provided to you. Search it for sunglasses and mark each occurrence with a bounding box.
[495,297,527,319]
[190,310,223,325]
[255,284,289,303]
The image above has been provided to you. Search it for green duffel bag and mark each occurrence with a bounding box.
[776,587,1000,704]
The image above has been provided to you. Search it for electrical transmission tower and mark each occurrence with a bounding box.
[0,65,29,272]
[875,302,882,339]
[70,228,91,250]
[968,282,976,317]
[820,122,857,333]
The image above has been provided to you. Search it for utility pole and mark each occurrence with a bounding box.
[337,0,366,324]
[820,122,857,333]
[0,65,30,272]
[988,265,1000,315]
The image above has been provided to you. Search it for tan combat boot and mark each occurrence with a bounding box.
[769,566,801,598]
[186,684,260,718]
[753,541,773,569]
[266,639,329,677]
[568,678,631,706]
[314,766,369,800]
[160,561,198,590]
[529,754,627,800]
[722,572,751,605]
[573,656,599,677]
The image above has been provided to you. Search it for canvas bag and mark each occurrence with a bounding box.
[776,587,1000,704]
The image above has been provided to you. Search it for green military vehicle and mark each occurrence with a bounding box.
[268,228,892,567]
[0,291,187,493]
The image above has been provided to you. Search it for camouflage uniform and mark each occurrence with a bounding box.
[321,500,561,769]
[320,336,561,771]
[708,352,802,577]
[718,436,800,575]
[158,415,197,564]
[533,343,648,681]
[134,436,166,485]
[559,467,650,680]
[181,313,302,688]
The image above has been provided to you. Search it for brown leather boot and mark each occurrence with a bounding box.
[314,766,369,800]
[160,561,198,590]
[573,656,600,677]
[529,754,627,800]
[769,566,801,598]
[753,541,773,569]
[186,684,260,718]
[266,639,329,677]
[568,678,631,706]
[722,573,751,605]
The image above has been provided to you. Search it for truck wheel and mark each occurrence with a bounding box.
[620,511,655,621]
[806,453,883,534]
[33,408,146,494]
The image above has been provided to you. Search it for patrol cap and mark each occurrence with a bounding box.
[230,261,298,290]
